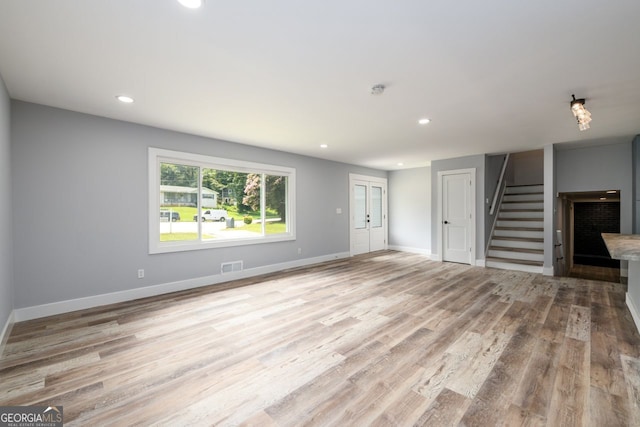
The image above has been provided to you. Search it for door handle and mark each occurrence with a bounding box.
[443,220,449,224]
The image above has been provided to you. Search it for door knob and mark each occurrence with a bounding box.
[443,220,449,224]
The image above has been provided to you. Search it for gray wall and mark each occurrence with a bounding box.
[633,135,640,233]
[556,140,632,235]
[544,144,556,274]
[0,75,13,332]
[431,154,485,261]
[506,150,544,186]
[11,101,385,309]
[388,167,431,253]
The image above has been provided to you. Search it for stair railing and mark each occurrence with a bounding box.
[489,153,510,215]
[486,153,510,256]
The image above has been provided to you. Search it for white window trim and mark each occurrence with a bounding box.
[149,147,296,254]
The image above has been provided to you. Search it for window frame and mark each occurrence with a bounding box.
[149,147,296,254]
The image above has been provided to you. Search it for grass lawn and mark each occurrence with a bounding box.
[160,205,277,222]
[161,223,285,241]
[160,232,214,241]
[236,221,287,234]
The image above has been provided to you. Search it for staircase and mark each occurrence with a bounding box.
[486,184,544,273]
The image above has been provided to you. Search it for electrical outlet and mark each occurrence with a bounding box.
[137,269,144,279]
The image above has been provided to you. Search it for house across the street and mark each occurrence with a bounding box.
[160,185,218,208]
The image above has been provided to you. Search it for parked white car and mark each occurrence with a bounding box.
[194,209,228,222]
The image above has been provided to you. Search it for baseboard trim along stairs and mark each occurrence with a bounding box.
[486,184,544,274]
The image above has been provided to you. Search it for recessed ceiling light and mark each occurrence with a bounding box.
[178,0,203,9]
[320,144,328,149]
[116,95,134,104]
[418,118,431,125]
[397,162,404,166]
[600,197,607,200]
[606,190,617,194]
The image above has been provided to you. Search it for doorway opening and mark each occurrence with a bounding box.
[558,190,620,282]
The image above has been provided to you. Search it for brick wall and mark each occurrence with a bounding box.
[573,202,620,267]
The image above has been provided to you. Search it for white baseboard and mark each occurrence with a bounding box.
[0,310,15,354]
[475,259,486,267]
[543,266,554,276]
[430,253,442,262]
[627,293,640,334]
[14,252,350,322]
[387,245,431,257]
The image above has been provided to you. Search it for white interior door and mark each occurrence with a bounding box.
[350,175,387,255]
[441,171,473,264]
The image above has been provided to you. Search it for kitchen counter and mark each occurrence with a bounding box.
[601,233,640,261]
[601,233,640,333]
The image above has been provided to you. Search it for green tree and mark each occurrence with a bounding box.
[214,170,248,208]
[201,168,223,193]
[243,174,287,221]
[161,163,266,212]
[160,163,198,187]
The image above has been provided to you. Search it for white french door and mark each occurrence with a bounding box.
[350,174,387,255]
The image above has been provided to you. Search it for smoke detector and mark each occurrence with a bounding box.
[371,84,385,95]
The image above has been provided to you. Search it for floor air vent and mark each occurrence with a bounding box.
[221,260,243,274]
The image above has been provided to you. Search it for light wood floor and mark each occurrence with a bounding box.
[1,251,640,426]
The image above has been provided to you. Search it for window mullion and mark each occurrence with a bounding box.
[198,166,202,240]
[260,173,266,235]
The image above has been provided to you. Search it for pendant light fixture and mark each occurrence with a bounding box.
[570,94,592,131]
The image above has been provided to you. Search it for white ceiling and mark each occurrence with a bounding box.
[1,1,639,170]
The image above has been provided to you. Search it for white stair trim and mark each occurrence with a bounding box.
[486,183,546,274]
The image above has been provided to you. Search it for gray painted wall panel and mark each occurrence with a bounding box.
[388,167,430,251]
[0,74,13,330]
[556,141,632,235]
[633,135,640,233]
[505,150,544,186]
[544,145,555,271]
[11,101,385,309]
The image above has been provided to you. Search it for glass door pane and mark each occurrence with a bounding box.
[354,184,367,229]
[371,185,382,228]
